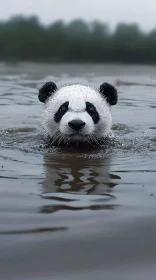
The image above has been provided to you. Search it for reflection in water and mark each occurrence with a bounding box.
[43,152,120,194]
[41,152,121,213]
[40,204,119,214]
[0,227,67,235]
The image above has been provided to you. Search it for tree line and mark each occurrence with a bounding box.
[0,15,156,64]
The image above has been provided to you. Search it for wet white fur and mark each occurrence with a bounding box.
[43,84,112,143]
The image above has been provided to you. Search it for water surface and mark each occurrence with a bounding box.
[0,63,156,280]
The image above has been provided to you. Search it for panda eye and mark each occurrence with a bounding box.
[87,106,96,114]
[54,101,69,123]
[59,105,67,113]
[86,101,100,124]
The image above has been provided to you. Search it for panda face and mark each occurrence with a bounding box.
[39,83,118,146]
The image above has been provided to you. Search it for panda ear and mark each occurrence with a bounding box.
[99,83,118,106]
[38,82,57,103]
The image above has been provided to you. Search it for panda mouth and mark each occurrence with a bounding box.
[67,133,87,140]
[70,133,83,136]
[69,133,84,137]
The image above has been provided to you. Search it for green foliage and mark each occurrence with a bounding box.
[0,15,155,63]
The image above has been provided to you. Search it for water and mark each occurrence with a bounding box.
[0,62,156,280]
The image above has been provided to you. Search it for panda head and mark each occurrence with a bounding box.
[38,82,118,146]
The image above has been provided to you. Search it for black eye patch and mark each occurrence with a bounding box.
[54,101,69,123]
[86,102,100,124]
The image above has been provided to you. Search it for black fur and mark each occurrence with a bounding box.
[99,83,118,106]
[86,102,100,124]
[38,82,57,103]
[54,101,69,123]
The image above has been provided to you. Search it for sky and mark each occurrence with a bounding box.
[1,0,156,31]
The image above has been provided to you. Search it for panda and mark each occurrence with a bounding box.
[38,82,118,147]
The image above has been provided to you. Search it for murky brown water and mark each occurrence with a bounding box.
[0,63,156,280]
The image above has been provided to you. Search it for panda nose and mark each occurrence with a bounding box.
[68,120,85,131]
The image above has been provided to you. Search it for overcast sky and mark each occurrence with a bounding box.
[1,0,156,31]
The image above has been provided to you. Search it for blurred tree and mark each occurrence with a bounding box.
[0,16,155,64]
[112,23,144,63]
